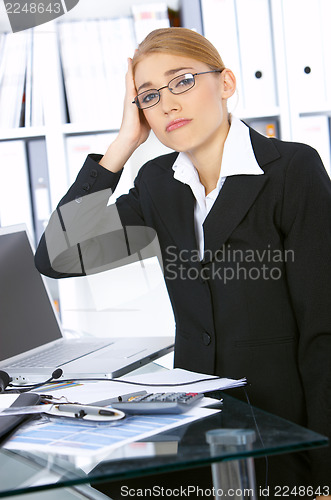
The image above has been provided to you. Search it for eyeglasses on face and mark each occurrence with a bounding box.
[132,70,223,110]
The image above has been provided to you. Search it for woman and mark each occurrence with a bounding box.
[35,28,331,497]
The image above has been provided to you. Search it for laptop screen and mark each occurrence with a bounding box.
[0,227,62,362]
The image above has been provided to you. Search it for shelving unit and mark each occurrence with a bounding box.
[1,0,330,222]
[0,127,45,140]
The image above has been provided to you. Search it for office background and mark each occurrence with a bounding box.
[0,0,330,342]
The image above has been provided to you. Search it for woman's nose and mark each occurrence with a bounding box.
[159,88,182,113]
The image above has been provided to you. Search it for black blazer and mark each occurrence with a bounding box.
[35,125,331,486]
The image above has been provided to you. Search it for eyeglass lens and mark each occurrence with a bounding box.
[137,73,195,109]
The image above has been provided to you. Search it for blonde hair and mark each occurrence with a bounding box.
[132,27,225,75]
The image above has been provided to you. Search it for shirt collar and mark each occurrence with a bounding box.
[172,116,264,185]
[221,115,264,177]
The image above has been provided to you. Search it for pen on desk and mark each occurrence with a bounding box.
[56,404,118,417]
[90,391,147,406]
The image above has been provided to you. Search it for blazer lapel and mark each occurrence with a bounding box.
[202,127,281,264]
[202,175,267,263]
[145,165,198,253]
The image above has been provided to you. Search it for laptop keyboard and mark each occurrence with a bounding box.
[6,339,113,368]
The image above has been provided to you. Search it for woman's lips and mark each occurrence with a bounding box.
[166,119,192,132]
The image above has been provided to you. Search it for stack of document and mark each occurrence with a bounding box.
[28,368,245,404]
[2,369,245,469]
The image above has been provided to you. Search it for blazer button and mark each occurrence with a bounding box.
[90,169,98,178]
[202,332,211,346]
[199,274,207,285]
[199,265,210,283]
[82,182,90,191]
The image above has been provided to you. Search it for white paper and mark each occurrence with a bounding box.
[32,368,246,405]
[0,394,19,411]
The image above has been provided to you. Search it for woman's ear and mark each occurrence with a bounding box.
[221,69,236,100]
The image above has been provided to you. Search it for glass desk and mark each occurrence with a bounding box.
[0,392,328,499]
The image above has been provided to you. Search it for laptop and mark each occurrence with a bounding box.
[0,224,174,384]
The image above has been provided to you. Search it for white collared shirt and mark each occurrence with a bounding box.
[172,116,264,259]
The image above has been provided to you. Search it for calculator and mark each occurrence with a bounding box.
[111,392,204,414]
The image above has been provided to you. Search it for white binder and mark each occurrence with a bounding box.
[298,115,331,177]
[131,3,170,44]
[320,0,331,106]
[282,0,327,112]
[201,0,244,114]
[0,32,28,128]
[0,141,34,237]
[235,0,277,112]
[99,17,136,130]
[65,133,122,187]
[27,139,52,243]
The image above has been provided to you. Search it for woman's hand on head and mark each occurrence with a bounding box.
[99,58,151,173]
[118,57,151,150]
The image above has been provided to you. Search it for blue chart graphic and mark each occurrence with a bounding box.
[3,0,80,33]
[9,413,191,453]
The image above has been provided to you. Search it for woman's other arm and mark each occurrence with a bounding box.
[35,58,152,277]
[281,145,331,489]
